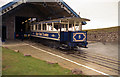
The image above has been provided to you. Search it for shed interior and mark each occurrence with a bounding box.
[2,1,79,40]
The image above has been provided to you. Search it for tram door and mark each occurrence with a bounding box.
[2,26,6,42]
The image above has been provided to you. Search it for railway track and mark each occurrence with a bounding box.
[82,51,119,63]
[74,50,119,66]
[70,54,119,73]
[25,40,119,75]
[59,49,120,74]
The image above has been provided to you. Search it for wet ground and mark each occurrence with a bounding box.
[2,40,119,75]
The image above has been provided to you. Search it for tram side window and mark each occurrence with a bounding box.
[43,24,46,30]
[75,23,79,31]
[38,24,41,30]
[36,25,38,30]
[31,25,33,30]
[32,26,34,30]
[69,24,72,31]
[66,24,68,31]
[61,25,64,31]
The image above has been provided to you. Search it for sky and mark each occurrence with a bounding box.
[0,0,119,30]
[63,0,119,30]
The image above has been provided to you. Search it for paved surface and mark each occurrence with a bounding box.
[82,42,118,59]
[2,40,119,75]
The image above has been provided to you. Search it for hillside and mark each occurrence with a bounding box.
[85,26,119,43]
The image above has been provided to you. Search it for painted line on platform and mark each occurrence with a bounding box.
[3,44,29,47]
[25,43,112,76]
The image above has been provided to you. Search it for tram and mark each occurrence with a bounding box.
[30,17,90,49]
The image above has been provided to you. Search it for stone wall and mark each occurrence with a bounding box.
[87,27,119,43]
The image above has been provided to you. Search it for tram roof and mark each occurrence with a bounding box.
[32,17,90,24]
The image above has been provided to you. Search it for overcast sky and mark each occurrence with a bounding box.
[64,0,119,30]
[0,0,119,30]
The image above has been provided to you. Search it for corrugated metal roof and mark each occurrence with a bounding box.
[0,0,87,24]
[61,1,79,18]
[0,0,79,17]
[0,0,20,11]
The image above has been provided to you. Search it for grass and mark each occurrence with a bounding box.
[2,47,72,75]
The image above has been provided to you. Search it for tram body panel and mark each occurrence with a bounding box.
[31,31,60,41]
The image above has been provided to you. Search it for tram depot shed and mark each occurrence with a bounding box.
[0,0,86,41]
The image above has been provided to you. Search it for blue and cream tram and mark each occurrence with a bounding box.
[30,17,90,49]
